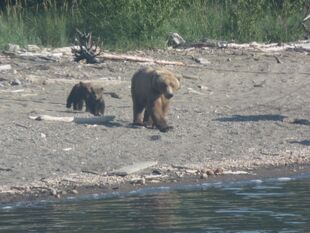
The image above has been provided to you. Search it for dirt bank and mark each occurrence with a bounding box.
[0,45,309,203]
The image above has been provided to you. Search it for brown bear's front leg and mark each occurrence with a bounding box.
[148,98,172,132]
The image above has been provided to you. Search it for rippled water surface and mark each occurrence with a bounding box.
[1,176,309,233]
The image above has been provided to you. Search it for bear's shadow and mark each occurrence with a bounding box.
[214,114,286,122]
[73,115,122,128]
[288,140,310,146]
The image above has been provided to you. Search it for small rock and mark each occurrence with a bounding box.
[197,85,208,90]
[50,188,57,196]
[6,43,21,53]
[0,64,12,72]
[26,44,41,52]
[192,57,211,65]
[248,147,255,153]
[206,170,214,176]
[185,169,198,174]
[214,167,224,175]
[61,190,67,195]
[152,169,162,175]
[167,32,186,48]
[63,147,72,151]
[130,177,146,185]
[10,79,21,86]
[149,135,161,141]
[109,92,121,99]
[110,161,158,176]
[149,179,161,183]
[71,189,79,194]
[176,171,184,178]
[200,173,208,179]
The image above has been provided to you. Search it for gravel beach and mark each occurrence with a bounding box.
[0,45,309,203]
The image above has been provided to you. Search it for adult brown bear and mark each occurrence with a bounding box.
[131,67,181,132]
[66,82,105,116]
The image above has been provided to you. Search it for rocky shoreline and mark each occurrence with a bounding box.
[1,162,310,205]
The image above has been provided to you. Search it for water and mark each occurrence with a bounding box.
[0,176,309,233]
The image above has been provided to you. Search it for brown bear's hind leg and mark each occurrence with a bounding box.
[133,102,145,126]
[143,109,154,128]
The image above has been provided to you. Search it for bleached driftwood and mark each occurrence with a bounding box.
[29,114,115,124]
[4,38,310,69]
[24,75,125,86]
[100,52,186,66]
[0,89,25,93]
[177,40,310,53]
[29,115,74,122]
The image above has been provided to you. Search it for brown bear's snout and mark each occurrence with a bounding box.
[164,93,174,99]
[164,86,174,99]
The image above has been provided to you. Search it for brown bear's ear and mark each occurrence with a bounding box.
[176,75,182,82]
[97,87,104,95]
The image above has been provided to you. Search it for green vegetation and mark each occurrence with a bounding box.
[0,0,308,50]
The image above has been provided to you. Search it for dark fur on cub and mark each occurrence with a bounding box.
[66,82,105,116]
[131,67,181,132]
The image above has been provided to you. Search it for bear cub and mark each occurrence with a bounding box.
[131,67,181,132]
[66,82,105,116]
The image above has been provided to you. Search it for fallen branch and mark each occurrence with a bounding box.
[182,74,200,80]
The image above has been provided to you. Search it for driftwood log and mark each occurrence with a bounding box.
[99,52,186,66]
[29,114,115,124]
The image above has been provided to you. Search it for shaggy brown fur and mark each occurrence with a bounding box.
[66,82,105,116]
[131,67,181,132]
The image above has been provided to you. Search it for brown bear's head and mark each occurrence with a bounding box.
[153,69,181,99]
